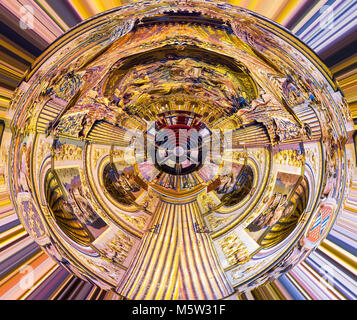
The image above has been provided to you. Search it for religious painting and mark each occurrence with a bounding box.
[55,167,109,239]
[246,171,301,240]
[102,162,145,206]
[274,171,302,195]
[215,164,254,207]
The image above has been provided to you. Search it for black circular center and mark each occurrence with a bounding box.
[153,124,205,175]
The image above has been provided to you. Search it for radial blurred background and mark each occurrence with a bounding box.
[0,0,355,300]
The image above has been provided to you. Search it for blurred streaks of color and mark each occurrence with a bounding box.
[0,0,356,300]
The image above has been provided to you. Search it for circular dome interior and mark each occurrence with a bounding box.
[8,0,353,299]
